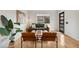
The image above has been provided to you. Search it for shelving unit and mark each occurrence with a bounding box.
[59,12,64,33]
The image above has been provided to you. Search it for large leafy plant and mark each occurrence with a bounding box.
[0,15,22,41]
[0,15,13,36]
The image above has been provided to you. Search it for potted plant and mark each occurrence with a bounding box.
[0,15,22,47]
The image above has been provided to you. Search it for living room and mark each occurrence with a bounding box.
[0,10,79,48]
[0,0,79,59]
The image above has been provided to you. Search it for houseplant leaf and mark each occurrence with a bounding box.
[1,15,8,27]
[8,19,13,30]
[0,28,10,36]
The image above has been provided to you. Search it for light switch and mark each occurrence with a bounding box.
[66,21,68,24]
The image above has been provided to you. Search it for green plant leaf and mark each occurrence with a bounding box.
[12,33,16,36]
[1,15,8,27]
[16,29,22,33]
[8,19,13,29]
[0,28,10,36]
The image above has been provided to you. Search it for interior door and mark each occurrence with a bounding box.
[59,12,64,33]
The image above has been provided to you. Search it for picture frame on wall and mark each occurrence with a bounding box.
[37,14,50,24]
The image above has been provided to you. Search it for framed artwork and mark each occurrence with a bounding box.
[44,16,50,23]
[16,10,25,23]
[37,14,50,24]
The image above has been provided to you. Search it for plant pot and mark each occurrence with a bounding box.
[9,40,15,48]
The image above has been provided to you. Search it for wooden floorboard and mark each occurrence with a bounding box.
[13,33,79,48]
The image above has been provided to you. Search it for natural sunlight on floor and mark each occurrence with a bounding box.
[60,34,65,46]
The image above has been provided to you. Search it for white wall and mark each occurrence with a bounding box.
[19,10,28,24]
[27,10,58,31]
[0,10,16,28]
[0,10,16,23]
[0,10,28,27]
[58,10,79,40]
[65,10,79,40]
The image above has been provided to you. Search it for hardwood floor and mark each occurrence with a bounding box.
[57,33,79,48]
[13,32,79,48]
